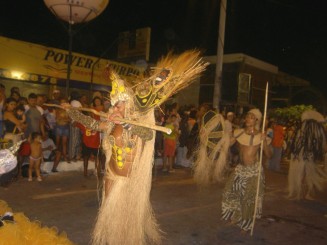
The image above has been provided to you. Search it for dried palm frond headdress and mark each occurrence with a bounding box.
[134,50,209,112]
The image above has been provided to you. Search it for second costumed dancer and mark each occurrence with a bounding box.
[288,110,327,200]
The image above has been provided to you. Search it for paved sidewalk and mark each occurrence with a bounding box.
[1,164,327,245]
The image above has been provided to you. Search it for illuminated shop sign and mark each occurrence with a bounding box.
[0,68,57,84]
[0,36,142,85]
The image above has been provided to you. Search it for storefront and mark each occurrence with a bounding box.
[0,36,142,99]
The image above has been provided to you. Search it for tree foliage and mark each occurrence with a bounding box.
[269,105,315,125]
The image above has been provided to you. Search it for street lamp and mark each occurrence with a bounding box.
[43,0,110,97]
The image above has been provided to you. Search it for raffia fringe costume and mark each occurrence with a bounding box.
[67,104,159,245]
[288,155,327,199]
[67,50,208,245]
[288,110,327,200]
[221,127,264,231]
[93,111,159,245]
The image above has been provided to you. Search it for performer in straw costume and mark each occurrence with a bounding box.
[61,50,208,245]
[287,110,327,200]
[221,109,272,231]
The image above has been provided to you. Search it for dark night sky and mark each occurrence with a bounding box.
[1,0,327,94]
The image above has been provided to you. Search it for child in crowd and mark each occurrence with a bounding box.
[42,131,56,162]
[14,104,26,133]
[75,122,101,177]
[18,97,28,106]
[28,132,43,182]
[162,114,179,173]
[43,106,57,142]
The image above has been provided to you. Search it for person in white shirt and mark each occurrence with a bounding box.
[225,112,234,136]
[24,93,45,138]
[42,131,56,162]
[42,128,61,173]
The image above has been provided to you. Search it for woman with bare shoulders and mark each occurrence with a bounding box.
[3,98,26,136]
[60,50,208,244]
[63,81,158,245]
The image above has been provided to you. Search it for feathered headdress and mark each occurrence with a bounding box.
[134,50,209,112]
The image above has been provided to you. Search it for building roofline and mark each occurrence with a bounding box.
[204,53,278,74]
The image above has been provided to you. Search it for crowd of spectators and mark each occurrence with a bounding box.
[0,83,107,182]
[153,102,307,174]
[154,102,213,172]
[1,82,322,183]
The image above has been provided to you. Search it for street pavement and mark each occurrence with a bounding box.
[1,160,327,245]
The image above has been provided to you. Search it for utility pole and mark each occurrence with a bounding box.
[66,21,73,98]
[213,0,227,111]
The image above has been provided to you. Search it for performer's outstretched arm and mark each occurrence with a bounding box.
[130,125,153,141]
[61,103,114,132]
[65,105,153,141]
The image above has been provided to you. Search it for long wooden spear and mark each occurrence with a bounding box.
[44,103,172,135]
[250,82,269,236]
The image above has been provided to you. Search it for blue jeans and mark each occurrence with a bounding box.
[268,147,282,171]
[55,125,70,137]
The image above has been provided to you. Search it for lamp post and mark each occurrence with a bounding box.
[43,0,110,97]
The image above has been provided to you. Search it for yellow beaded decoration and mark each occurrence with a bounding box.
[114,145,132,170]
